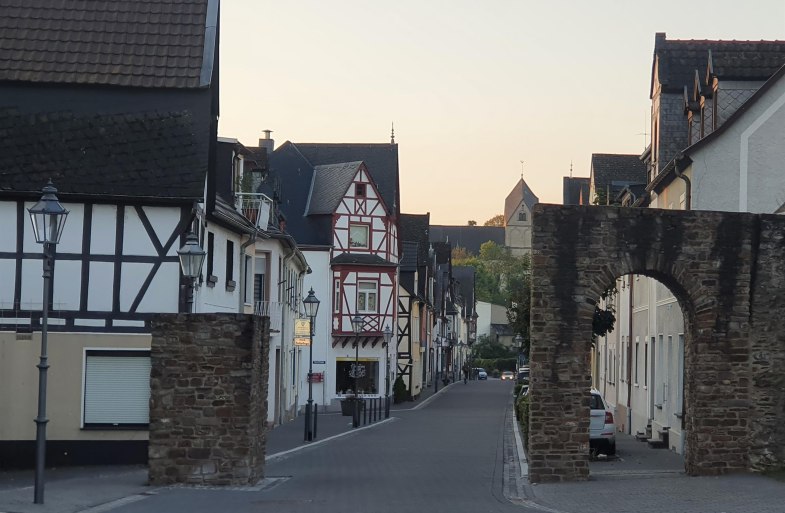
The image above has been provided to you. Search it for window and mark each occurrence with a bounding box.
[357,281,378,313]
[244,255,252,304]
[334,279,341,313]
[518,211,527,221]
[656,334,664,405]
[226,240,235,283]
[645,337,652,387]
[335,359,379,395]
[634,339,639,385]
[206,232,215,285]
[254,255,267,304]
[355,183,366,197]
[83,350,150,428]
[349,224,369,248]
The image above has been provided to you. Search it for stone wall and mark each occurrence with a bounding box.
[148,313,269,486]
[529,204,785,482]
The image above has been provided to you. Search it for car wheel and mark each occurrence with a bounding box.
[606,443,616,456]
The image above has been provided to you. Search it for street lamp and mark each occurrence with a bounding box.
[351,314,364,428]
[177,231,206,313]
[302,288,320,442]
[27,180,69,505]
[383,325,392,417]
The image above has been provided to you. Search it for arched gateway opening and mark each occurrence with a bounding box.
[528,205,785,483]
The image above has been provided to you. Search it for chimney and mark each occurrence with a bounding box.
[259,130,274,154]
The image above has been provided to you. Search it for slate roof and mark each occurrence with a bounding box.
[590,154,647,197]
[652,32,785,96]
[429,225,504,255]
[562,177,590,205]
[331,253,395,266]
[0,0,217,88]
[452,265,476,316]
[400,213,430,266]
[504,179,539,225]
[0,108,205,200]
[307,161,363,215]
[269,141,400,246]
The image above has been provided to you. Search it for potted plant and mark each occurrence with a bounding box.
[340,390,357,416]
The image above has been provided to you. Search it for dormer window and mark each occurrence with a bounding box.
[518,211,527,221]
[355,183,366,197]
[349,224,369,248]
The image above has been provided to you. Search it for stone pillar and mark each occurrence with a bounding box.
[148,313,269,486]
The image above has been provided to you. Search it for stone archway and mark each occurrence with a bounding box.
[528,205,785,482]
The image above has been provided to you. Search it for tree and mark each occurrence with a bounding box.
[472,334,514,359]
[468,220,477,226]
[484,214,505,226]
[451,246,473,262]
[592,285,617,341]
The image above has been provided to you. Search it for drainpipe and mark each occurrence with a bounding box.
[627,277,633,435]
[673,156,691,210]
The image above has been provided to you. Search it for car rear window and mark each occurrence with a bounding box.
[590,394,604,410]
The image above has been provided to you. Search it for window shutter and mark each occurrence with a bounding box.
[84,354,151,425]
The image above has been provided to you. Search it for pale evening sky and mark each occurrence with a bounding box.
[218,1,785,225]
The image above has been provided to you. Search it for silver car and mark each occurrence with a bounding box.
[590,389,616,456]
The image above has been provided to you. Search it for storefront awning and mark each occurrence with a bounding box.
[331,335,384,348]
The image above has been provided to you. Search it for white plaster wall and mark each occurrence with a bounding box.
[143,206,182,256]
[0,202,16,252]
[52,260,81,310]
[476,301,492,338]
[91,205,117,255]
[88,262,114,311]
[0,259,15,306]
[194,225,244,313]
[303,250,332,408]
[122,207,158,256]
[136,261,180,313]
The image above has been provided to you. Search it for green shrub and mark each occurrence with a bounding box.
[513,384,522,396]
[515,391,530,451]
[393,376,408,404]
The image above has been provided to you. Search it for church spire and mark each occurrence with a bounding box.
[390,122,395,144]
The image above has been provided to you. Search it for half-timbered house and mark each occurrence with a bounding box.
[0,0,305,466]
[268,142,401,409]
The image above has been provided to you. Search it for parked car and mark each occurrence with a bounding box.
[590,389,616,456]
[476,368,488,380]
[501,371,515,381]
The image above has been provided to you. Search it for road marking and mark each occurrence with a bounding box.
[77,493,152,513]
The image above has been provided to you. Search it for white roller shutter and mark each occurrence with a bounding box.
[84,353,151,425]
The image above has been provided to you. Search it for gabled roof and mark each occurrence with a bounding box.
[429,225,504,255]
[269,141,400,246]
[562,177,590,205]
[0,108,205,200]
[306,161,364,215]
[590,154,647,193]
[452,265,476,316]
[0,0,218,89]
[651,32,785,97]
[294,143,399,217]
[504,179,539,225]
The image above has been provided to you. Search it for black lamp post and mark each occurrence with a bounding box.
[383,325,392,416]
[27,180,69,505]
[302,288,320,441]
[351,314,364,428]
[177,231,206,313]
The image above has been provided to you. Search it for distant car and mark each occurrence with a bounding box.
[590,389,616,456]
[501,371,515,381]
[476,368,488,380]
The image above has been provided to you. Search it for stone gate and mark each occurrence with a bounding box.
[529,204,785,482]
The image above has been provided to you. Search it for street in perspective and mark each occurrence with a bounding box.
[4,378,785,513]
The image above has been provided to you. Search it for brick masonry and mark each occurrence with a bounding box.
[529,204,785,482]
[148,313,269,486]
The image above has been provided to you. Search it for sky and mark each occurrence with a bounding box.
[218,1,785,225]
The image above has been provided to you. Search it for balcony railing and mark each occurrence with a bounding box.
[254,301,282,332]
[235,192,273,230]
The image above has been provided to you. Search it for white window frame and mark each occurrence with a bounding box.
[357,281,378,313]
[349,224,369,249]
[80,347,151,430]
[334,278,341,313]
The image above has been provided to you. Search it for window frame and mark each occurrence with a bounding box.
[357,280,378,313]
[82,349,151,430]
[349,223,370,249]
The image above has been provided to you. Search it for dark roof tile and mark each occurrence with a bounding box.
[0,108,206,200]
[0,0,214,88]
